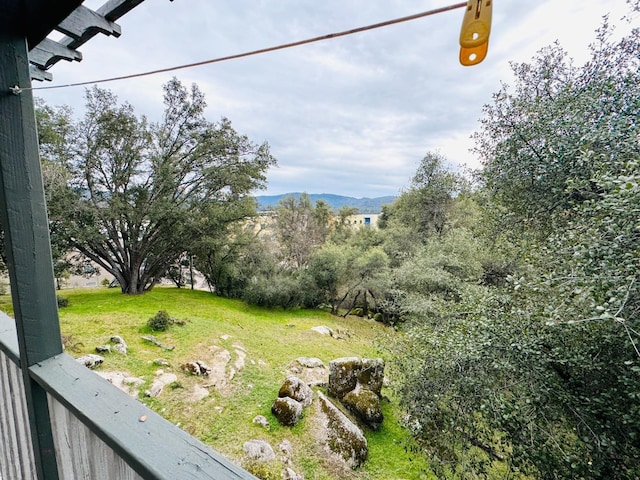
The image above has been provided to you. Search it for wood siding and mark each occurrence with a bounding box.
[48,395,143,480]
[0,350,36,480]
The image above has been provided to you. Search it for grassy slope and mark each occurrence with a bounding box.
[27,287,434,480]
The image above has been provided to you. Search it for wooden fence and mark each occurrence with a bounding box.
[0,312,256,479]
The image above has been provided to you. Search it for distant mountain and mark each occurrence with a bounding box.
[254,193,396,213]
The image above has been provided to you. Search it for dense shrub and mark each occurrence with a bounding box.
[147,310,174,331]
[57,295,69,308]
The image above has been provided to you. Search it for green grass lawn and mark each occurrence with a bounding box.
[2,287,434,479]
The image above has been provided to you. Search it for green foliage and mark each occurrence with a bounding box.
[41,78,275,295]
[147,310,175,331]
[391,7,640,479]
[274,193,331,268]
[56,295,69,308]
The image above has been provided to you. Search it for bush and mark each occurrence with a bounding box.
[57,296,69,308]
[147,310,174,331]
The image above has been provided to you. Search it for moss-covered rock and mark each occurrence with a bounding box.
[342,386,384,430]
[357,358,385,396]
[278,376,314,407]
[318,391,368,469]
[327,357,361,399]
[271,396,303,426]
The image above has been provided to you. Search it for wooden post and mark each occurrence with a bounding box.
[0,34,61,480]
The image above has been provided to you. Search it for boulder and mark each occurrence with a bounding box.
[95,371,144,398]
[327,357,360,399]
[272,397,303,426]
[243,439,276,462]
[342,386,384,430]
[76,354,104,369]
[317,392,367,469]
[278,376,314,407]
[95,345,111,354]
[358,358,384,395]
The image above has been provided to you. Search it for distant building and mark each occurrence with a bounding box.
[344,214,380,229]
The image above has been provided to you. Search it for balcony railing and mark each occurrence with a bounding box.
[0,311,256,479]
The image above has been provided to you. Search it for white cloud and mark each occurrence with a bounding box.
[34,0,637,198]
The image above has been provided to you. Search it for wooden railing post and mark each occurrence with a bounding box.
[0,33,61,480]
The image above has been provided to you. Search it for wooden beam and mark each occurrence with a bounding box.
[0,33,62,480]
[28,38,82,70]
[22,0,86,49]
[56,4,121,41]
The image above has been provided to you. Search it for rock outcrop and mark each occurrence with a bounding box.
[317,392,368,469]
[327,357,385,430]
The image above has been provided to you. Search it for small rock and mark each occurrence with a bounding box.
[110,335,127,346]
[279,439,293,464]
[76,354,104,369]
[182,361,212,376]
[153,358,170,366]
[272,397,303,426]
[283,467,304,480]
[295,357,325,369]
[188,385,210,402]
[311,326,333,336]
[220,334,232,341]
[279,376,314,407]
[252,415,270,429]
[243,439,276,462]
[95,345,111,354]
[145,372,178,397]
[109,335,127,355]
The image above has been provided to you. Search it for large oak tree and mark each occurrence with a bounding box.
[44,78,275,294]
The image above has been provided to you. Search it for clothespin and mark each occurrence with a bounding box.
[459,0,492,66]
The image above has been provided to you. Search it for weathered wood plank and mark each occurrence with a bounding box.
[28,38,82,70]
[0,34,62,479]
[48,396,144,480]
[30,354,258,480]
[0,350,37,480]
[56,4,121,40]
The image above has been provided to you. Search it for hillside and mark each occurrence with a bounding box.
[36,287,433,480]
[254,193,396,214]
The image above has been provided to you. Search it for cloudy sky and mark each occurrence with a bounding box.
[36,0,635,198]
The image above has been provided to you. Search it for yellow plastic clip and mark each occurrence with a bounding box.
[459,0,492,66]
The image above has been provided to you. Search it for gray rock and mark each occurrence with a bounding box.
[153,358,170,366]
[95,345,111,354]
[342,386,384,430]
[252,415,270,429]
[311,326,333,336]
[318,392,368,469]
[243,439,276,462]
[76,354,104,369]
[327,357,361,399]
[272,397,303,426]
[295,357,325,368]
[110,336,128,355]
[278,376,314,407]
[283,467,304,480]
[145,372,177,397]
[182,360,211,376]
[358,358,385,395]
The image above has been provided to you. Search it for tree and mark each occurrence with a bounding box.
[46,78,275,294]
[274,193,330,268]
[392,6,640,478]
[390,152,461,238]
